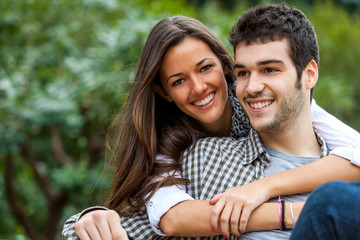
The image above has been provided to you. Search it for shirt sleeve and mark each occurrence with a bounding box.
[62,206,109,240]
[145,184,194,236]
[311,99,360,167]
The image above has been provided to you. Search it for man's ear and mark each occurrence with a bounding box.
[153,85,173,102]
[303,60,318,89]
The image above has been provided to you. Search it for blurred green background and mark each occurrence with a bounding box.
[1,0,359,239]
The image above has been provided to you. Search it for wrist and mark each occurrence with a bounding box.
[257,177,273,201]
[284,202,304,229]
[284,202,293,229]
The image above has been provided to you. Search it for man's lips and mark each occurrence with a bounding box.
[248,100,274,109]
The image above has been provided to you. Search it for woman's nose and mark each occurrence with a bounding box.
[190,75,207,95]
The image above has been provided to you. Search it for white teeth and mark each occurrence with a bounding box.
[250,100,273,109]
[194,93,215,106]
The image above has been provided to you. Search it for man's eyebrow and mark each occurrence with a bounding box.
[234,59,284,69]
[234,63,245,69]
[257,59,284,66]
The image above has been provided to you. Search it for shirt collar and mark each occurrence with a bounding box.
[243,128,329,164]
[314,129,330,158]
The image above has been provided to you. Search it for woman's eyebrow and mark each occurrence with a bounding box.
[167,72,182,82]
[196,57,213,66]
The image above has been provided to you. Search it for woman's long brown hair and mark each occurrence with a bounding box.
[105,16,236,215]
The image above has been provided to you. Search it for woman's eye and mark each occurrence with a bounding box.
[200,65,212,72]
[172,79,184,86]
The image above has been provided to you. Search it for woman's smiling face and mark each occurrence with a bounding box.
[158,37,231,130]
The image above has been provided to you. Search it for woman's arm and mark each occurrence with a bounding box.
[311,99,360,166]
[210,154,360,234]
[207,102,360,233]
[152,102,360,237]
[62,207,128,240]
[148,155,360,237]
[160,200,304,237]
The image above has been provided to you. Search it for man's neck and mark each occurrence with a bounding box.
[259,111,321,157]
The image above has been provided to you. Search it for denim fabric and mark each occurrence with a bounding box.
[290,181,360,240]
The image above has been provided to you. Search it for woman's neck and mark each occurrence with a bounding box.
[202,99,233,137]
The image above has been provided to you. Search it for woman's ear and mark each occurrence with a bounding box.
[303,60,318,89]
[153,85,173,102]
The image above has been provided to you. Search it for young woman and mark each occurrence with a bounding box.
[63,15,360,239]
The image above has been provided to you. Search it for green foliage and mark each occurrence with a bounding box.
[308,1,360,129]
[0,0,359,239]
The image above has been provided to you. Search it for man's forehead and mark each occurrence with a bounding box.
[234,40,291,66]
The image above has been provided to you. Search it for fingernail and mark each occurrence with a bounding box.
[212,227,216,232]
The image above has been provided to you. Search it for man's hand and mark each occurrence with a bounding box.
[75,209,129,240]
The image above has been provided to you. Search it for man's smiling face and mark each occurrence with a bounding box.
[234,39,305,134]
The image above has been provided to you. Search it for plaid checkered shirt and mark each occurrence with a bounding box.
[62,127,329,239]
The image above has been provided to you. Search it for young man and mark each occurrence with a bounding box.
[63,4,360,240]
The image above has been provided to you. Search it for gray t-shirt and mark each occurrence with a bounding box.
[240,146,320,240]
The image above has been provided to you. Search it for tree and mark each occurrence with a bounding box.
[0,0,166,238]
[1,0,358,239]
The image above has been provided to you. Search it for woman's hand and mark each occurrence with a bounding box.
[75,209,129,240]
[209,180,271,237]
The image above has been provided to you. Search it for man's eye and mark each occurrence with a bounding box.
[265,68,277,73]
[237,71,248,77]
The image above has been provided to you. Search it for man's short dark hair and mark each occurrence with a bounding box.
[230,3,319,99]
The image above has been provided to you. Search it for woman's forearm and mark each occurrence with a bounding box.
[159,200,303,236]
[159,155,360,237]
[262,155,360,200]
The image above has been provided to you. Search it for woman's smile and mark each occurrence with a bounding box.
[193,92,215,107]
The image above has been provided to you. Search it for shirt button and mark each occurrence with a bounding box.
[149,201,153,207]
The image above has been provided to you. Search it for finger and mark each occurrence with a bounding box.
[220,203,233,238]
[210,197,226,232]
[117,226,129,240]
[107,212,129,240]
[74,224,91,240]
[239,206,252,234]
[86,225,104,240]
[75,221,100,240]
[114,224,129,240]
[230,204,242,236]
[87,211,113,240]
[96,218,113,240]
[209,193,222,205]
